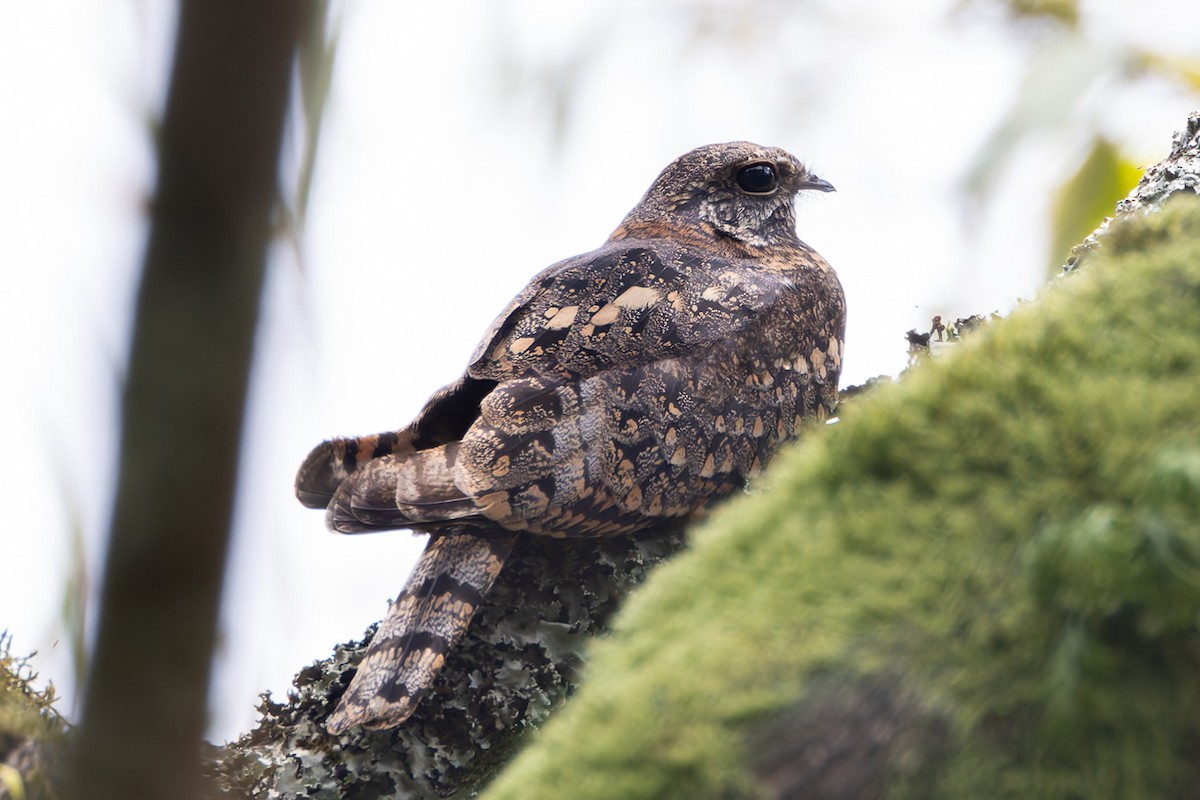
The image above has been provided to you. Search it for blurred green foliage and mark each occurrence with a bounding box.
[491,0,1198,283]
[966,0,1199,275]
[1049,137,1142,267]
[291,0,339,233]
[1009,0,1078,26]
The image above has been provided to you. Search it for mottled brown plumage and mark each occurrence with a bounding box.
[296,141,845,733]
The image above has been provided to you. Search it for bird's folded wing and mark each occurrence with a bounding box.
[468,239,790,381]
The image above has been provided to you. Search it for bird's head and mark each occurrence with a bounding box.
[612,141,834,251]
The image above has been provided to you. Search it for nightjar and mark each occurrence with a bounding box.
[296,141,845,733]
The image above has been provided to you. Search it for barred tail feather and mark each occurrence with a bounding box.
[294,431,410,509]
[326,529,516,733]
[326,444,480,534]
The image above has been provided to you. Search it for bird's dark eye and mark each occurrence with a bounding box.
[735,162,778,195]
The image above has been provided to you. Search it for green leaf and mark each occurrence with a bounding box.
[1005,0,1079,27]
[1048,137,1142,274]
[1135,50,1200,93]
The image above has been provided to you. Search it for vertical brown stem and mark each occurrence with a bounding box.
[66,3,311,799]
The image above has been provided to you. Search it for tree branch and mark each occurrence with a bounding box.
[64,4,311,800]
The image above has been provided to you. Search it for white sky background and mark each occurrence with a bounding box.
[1,0,1196,743]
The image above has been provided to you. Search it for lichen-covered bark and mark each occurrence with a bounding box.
[205,527,686,798]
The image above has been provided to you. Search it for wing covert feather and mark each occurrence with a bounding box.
[467,239,789,382]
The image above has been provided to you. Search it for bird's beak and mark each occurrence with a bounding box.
[800,176,835,193]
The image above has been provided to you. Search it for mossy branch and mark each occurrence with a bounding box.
[484,118,1200,800]
[198,114,1200,800]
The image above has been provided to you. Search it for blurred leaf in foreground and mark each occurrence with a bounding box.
[1049,137,1142,273]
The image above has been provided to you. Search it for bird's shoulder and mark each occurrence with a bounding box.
[468,237,807,381]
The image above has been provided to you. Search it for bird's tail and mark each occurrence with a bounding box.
[326,528,516,733]
[294,431,410,510]
[297,433,485,534]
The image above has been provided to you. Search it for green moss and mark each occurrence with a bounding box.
[1,635,67,799]
[483,197,1200,800]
